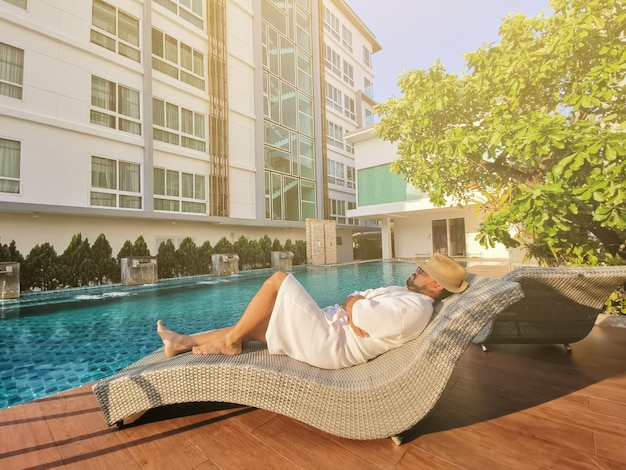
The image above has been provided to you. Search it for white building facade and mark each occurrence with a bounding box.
[347,126,513,261]
[0,0,379,262]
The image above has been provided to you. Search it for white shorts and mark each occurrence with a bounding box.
[265,273,359,369]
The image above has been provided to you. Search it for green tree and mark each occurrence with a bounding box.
[58,234,95,287]
[132,234,150,256]
[157,239,176,278]
[375,0,626,265]
[213,236,233,254]
[0,240,23,264]
[22,242,59,291]
[91,233,119,283]
[175,237,202,276]
[198,240,212,274]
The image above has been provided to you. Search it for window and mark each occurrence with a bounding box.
[365,108,376,126]
[364,78,374,99]
[153,0,203,29]
[324,45,341,77]
[2,0,26,9]
[326,83,342,112]
[91,0,140,62]
[90,156,141,208]
[363,46,371,68]
[329,198,346,224]
[0,138,20,193]
[326,120,344,150]
[328,160,345,186]
[342,60,354,87]
[341,25,352,52]
[152,28,205,90]
[154,167,206,214]
[347,165,356,189]
[90,76,141,135]
[344,95,355,121]
[323,8,340,40]
[153,98,206,151]
[0,42,24,99]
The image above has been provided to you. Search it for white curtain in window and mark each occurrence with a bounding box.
[119,162,140,192]
[91,156,116,189]
[0,43,24,84]
[0,138,20,193]
[119,85,140,118]
[91,76,115,110]
[166,102,179,130]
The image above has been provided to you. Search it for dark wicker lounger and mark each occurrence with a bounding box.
[93,273,523,444]
[473,266,626,351]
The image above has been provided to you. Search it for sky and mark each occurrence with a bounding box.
[347,0,553,102]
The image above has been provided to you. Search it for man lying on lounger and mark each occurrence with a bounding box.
[157,253,468,369]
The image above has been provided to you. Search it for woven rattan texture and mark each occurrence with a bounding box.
[473,266,626,345]
[93,273,523,440]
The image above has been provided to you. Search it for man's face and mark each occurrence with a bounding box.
[406,267,439,295]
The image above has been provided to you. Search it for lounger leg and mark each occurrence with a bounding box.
[481,343,488,352]
[391,435,403,445]
[564,343,572,352]
[115,411,146,428]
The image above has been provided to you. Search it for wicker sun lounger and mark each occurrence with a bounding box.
[93,273,523,443]
[473,266,626,351]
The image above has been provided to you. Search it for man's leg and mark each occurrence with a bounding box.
[157,271,288,357]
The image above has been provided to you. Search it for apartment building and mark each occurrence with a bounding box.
[0,0,379,262]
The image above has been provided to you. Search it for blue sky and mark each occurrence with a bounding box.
[347,0,553,102]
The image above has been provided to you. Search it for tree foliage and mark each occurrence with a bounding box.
[375,0,626,265]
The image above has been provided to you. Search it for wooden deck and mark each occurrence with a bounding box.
[1,323,625,469]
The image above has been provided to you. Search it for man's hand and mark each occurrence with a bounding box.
[342,295,370,338]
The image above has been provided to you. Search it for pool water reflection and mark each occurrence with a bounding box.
[0,261,415,409]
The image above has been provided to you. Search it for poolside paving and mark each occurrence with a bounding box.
[1,260,625,469]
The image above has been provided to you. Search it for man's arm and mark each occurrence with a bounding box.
[342,294,369,338]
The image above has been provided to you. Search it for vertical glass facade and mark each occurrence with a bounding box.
[262,0,316,222]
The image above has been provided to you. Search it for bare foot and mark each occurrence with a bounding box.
[157,320,194,357]
[192,336,242,356]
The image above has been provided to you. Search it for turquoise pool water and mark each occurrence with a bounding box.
[0,261,416,409]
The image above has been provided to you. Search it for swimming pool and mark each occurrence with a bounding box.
[0,261,416,409]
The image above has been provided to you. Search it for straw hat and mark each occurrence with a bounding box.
[416,253,468,293]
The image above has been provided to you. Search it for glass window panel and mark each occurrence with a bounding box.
[265,122,290,150]
[272,172,282,220]
[119,161,140,192]
[91,76,115,111]
[265,171,271,219]
[180,43,192,71]
[119,195,142,209]
[280,37,295,85]
[166,169,179,196]
[181,108,193,134]
[182,172,193,198]
[152,28,164,57]
[165,34,178,62]
[166,102,179,130]
[91,156,116,189]
[194,175,205,199]
[154,168,165,195]
[193,50,204,77]
[298,135,314,180]
[0,138,20,179]
[270,75,280,122]
[119,85,140,119]
[284,176,299,221]
[92,0,116,34]
[194,113,205,138]
[118,10,139,46]
[153,98,165,126]
[298,92,313,136]
[90,192,116,207]
[90,110,115,128]
[301,180,316,220]
[281,82,297,129]
[268,27,279,75]
[297,50,311,94]
[264,146,290,173]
